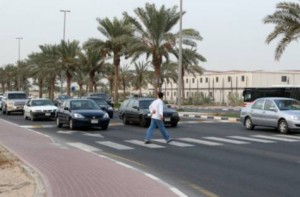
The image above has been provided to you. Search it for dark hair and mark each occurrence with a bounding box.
[157,92,164,98]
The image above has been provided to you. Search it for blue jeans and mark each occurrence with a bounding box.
[145,118,171,142]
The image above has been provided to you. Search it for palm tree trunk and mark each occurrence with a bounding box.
[113,55,120,103]
[152,54,162,96]
[38,78,43,98]
[66,72,72,96]
[88,71,95,93]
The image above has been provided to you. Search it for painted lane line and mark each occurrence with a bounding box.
[170,187,188,197]
[19,125,55,128]
[203,137,249,144]
[57,130,76,134]
[67,142,101,152]
[275,134,300,140]
[96,141,134,150]
[178,138,223,146]
[228,136,275,143]
[125,140,165,148]
[252,135,299,142]
[82,133,104,138]
[152,139,195,147]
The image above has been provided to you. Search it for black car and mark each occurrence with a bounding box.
[86,97,113,118]
[119,97,180,127]
[54,95,72,107]
[56,99,110,130]
[87,93,113,107]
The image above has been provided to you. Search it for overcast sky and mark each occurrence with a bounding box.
[1,0,299,71]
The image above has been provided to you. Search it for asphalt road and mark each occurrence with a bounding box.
[1,111,300,197]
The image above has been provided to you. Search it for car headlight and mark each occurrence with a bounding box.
[172,112,179,117]
[73,113,84,118]
[290,115,300,120]
[103,113,109,118]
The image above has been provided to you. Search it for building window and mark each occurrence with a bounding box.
[192,78,195,83]
[167,91,169,96]
[186,78,188,84]
[205,77,208,83]
[215,77,219,83]
[200,78,203,83]
[281,76,287,82]
[241,76,245,82]
[228,76,231,82]
[174,92,176,96]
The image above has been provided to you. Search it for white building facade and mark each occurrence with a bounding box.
[143,70,300,104]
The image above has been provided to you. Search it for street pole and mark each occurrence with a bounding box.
[177,0,183,109]
[60,10,70,95]
[16,37,23,90]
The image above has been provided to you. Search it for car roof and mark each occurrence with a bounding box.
[128,97,154,101]
[257,97,296,100]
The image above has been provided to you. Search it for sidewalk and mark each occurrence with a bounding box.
[0,119,181,197]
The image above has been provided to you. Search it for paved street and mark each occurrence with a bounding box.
[1,111,300,197]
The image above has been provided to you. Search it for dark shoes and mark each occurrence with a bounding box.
[144,140,151,144]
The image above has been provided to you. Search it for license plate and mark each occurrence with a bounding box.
[91,119,98,124]
[164,117,171,121]
[45,113,51,116]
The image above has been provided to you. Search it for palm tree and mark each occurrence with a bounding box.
[132,61,151,96]
[124,3,181,96]
[160,61,178,92]
[119,64,134,97]
[58,40,81,96]
[85,17,133,103]
[264,1,300,60]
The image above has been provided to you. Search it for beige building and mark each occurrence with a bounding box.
[143,70,300,104]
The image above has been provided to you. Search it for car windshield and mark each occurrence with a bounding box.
[92,99,107,106]
[32,99,54,106]
[140,100,154,109]
[70,100,100,110]
[8,93,26,99]
[274,99,300,111]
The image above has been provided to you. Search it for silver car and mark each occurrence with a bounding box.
[240,97,300,134]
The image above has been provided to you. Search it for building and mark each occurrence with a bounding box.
[144,70,300,105]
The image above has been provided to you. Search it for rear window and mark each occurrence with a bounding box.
[8,93,26,99]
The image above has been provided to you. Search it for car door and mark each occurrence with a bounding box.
[262,99,278,127]
[250,99,265,125]
[24,99,31,117]
[127,100,139,122]
[57,100,69,124]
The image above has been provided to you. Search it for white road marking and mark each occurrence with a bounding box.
[152,139,195,147]
[67,142,101,152]
[203,137,249,144]
[275,134,300,140]
[82,132,104,138]
[228,136,275,143]
[170,187,188,197]
[96,141,134,150]
[178,138,223,146]
[252,135,299,142]
[20,125,55,128]
[125,140,165,148]
[57,130,76,134]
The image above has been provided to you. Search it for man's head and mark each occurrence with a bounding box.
[157,92,164,99]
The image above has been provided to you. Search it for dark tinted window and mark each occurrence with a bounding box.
[8,93,26,99]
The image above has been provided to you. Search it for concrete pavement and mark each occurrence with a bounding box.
[0,119,183,197]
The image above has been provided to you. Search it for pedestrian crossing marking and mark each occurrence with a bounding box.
[96,141,134,150]
[152,139,195,147]
[203,137,249,144]
[82,132,104,138]
[57,130,76,134]
[252,135,299,142]
[228,136,275,143]
[67,142,101,152]
[275,134,300,140]
[125,140,165,148]
[178,138,223,146]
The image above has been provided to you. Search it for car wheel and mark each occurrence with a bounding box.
[123,115,129,125]
[69,118,75,130]
[56,117,62,128]
[245,117,255,130]
[102,125,108,130]
[278,119,289,134]
[140,116,147,127]
[171,122,178,127]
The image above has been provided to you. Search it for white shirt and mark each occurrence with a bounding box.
[149,98,163,120]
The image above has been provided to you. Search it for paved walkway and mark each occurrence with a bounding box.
[0,119,181,197]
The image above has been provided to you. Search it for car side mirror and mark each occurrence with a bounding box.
[269,107,278,112]
[64,107,69,111]
[133,106,139,110]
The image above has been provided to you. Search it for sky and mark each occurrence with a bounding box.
[1,0,299,71]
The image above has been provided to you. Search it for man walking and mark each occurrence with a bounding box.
[144,92,172,144]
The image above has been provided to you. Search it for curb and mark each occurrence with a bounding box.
[179,112,240,122]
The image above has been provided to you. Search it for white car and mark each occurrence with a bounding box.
[23,98,57,121]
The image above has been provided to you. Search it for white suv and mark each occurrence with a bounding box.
[2,91,27,115]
